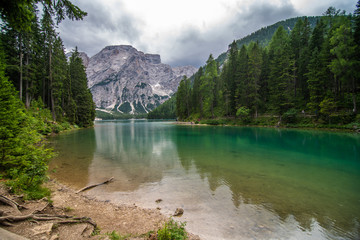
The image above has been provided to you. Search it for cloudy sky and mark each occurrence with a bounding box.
[59,0,356,67]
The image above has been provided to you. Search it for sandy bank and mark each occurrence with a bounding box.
[0,179,200,240]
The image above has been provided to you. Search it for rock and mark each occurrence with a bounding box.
[49,235,59,240]
[155,199,162,203]
[57,223,91,239]
[85,45,197,114]
[173,208,184,217]
[0,227,29,240]
[31,223,53,236]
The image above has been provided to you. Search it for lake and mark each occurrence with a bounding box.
[49,120,360,240]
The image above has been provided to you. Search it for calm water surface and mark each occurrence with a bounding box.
[49,120,360,240]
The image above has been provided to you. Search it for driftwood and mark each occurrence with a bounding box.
[76,177,114,194]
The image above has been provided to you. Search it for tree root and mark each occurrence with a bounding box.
[0,213,97,228]
[0,195,25,214]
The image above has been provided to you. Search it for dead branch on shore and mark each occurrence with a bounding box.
[76,177,114,194]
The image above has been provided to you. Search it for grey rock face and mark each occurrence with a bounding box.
[86,45,197,114]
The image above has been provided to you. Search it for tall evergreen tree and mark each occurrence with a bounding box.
[200,55,218,118]
[68,48,95,127]
[191,67,203,115]
[246,42,263,118]
[235,45,248,110]
[329,16,359,113]
[268,26,295,119]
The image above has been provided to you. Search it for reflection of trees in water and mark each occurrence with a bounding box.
[49,128,96,187]
[91,121,178,191]
[175,126,360,239]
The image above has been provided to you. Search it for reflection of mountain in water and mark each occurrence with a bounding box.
[175,126,360,239]
[88,121,178,191]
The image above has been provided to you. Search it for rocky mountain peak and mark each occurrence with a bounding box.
[84,45,197,115]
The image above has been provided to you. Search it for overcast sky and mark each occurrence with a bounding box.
[58,0,357,67]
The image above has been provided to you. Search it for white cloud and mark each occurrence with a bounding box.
[58,0,357,67]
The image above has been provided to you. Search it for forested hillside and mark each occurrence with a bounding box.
[175,6,360,129]
[147,94,177,119]
[216,16,320,65]
[0,0,94,198]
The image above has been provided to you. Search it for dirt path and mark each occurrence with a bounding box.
[0,180,200,240]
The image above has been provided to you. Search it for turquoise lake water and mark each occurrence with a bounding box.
[49,120,360,240]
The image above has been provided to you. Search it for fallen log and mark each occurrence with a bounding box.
[76,177,114,194]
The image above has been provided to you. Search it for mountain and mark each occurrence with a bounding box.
[216,16,320,65]
[84,45,197,114]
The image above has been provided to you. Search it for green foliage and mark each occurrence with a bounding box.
[0,0,87,32]
[106,231,131,240]
[215,16,320,65]
[236,106,250,120]
[0,49,54,199]
[0,1,90,199]
[67,48,96,127]
[157,219,188,240]
[282,108,298,123]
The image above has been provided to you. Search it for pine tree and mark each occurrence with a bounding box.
[268,26,295,119]
[329,16,358,113]
[41,8,57,119]
[226,41,238,115]
[68,48,95,127]
[191,67,203,115]
[246,42,263,118]
[52,37,68,121]
[235,45,248,110]
[200,55,217,118]
[176,77,191,120]
[290,18,311,106]
[0,46,53,194]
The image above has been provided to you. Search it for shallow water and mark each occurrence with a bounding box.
[49,120,360,240]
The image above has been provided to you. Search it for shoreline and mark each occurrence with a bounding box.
[172,120,360,133]
[0,179,200,240]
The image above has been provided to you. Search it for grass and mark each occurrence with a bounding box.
[106,231,132,240]
[157,219,188,240]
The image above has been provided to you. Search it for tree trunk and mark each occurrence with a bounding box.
[49,46,56,121]
[352,77,357,114]
[19,34,23,101]
[25,53,30,108]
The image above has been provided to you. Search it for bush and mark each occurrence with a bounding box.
[236,106,250,123]
[282,108,297,123]
[157,219,188,240]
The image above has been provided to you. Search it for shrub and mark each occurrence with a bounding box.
[157,219,188,240]
[282,108,297,123]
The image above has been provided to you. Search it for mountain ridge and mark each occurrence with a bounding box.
[73,45,197,115]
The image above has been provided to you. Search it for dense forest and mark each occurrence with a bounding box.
[147,94,177,119]
[0,0,94,198]
[216,16,320,65]
[174,5,360,129]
